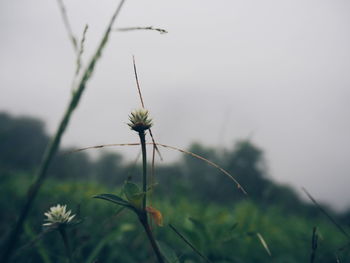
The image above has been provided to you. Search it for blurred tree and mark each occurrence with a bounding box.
[181,142,223,202]
[93,151,125,184]
[0,111,330,218]
[179,140,315,215]
[0,112,49,171]
[49,149,94,180]
[224,140,271,201]
[154,163,186,200]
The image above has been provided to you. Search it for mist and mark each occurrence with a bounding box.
[1,0,350,210]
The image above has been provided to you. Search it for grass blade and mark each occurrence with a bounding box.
[94,194,131,208]
[169,223,212,263]
[256,232,272,256]
[302,187,350,240]
[117,26,168,34]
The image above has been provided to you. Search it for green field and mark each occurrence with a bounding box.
[1,171,349,263]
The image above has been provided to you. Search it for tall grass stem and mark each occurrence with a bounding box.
[137,130,164,263]
[139,213,165,263]
[1,1,126,262]
[139,131,147,209]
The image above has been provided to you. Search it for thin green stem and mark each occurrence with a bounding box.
[137,130,164,263]
[310,227,318,263]
[138,213,165,263]
[59,227,74,263]
[139,131,147,210]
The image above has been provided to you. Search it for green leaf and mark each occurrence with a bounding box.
[93,193,131,208]
[123,182,144,208]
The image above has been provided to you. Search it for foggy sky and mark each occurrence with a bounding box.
[1,0,350,210]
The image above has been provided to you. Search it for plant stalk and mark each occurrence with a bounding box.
[139,131,147,210]
[59,227,74,263]
[138,213,165,263]
[138,131,164,263]
[310,227,318,263]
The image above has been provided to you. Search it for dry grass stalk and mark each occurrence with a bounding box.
[71,142,247,195]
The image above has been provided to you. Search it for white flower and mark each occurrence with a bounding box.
[43,204,75,227]
[128,108,153,132]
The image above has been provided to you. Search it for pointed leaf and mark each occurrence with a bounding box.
[93,194,131,208]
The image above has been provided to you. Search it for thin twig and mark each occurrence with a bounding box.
[70,142,247,195]
[302,187,350,240]
[155,143,247,194]
[169,224,212,263]
[132,56,145,108]
[132,56,163,161]
[56,0,78,52]
[117,26,168,34]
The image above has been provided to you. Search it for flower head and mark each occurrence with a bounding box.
[128,108,153,133]
[43,204,75,227]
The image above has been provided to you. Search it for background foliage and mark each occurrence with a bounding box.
[1,112,349,262]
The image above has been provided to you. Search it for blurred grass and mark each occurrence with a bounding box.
[1,172,348,263]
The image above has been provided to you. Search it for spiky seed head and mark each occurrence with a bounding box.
[128,108,153,133]
[43,204,75,227]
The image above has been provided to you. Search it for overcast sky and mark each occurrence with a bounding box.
[1,0,350,211]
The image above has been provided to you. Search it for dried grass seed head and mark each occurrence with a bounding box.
[128,108,153,132]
